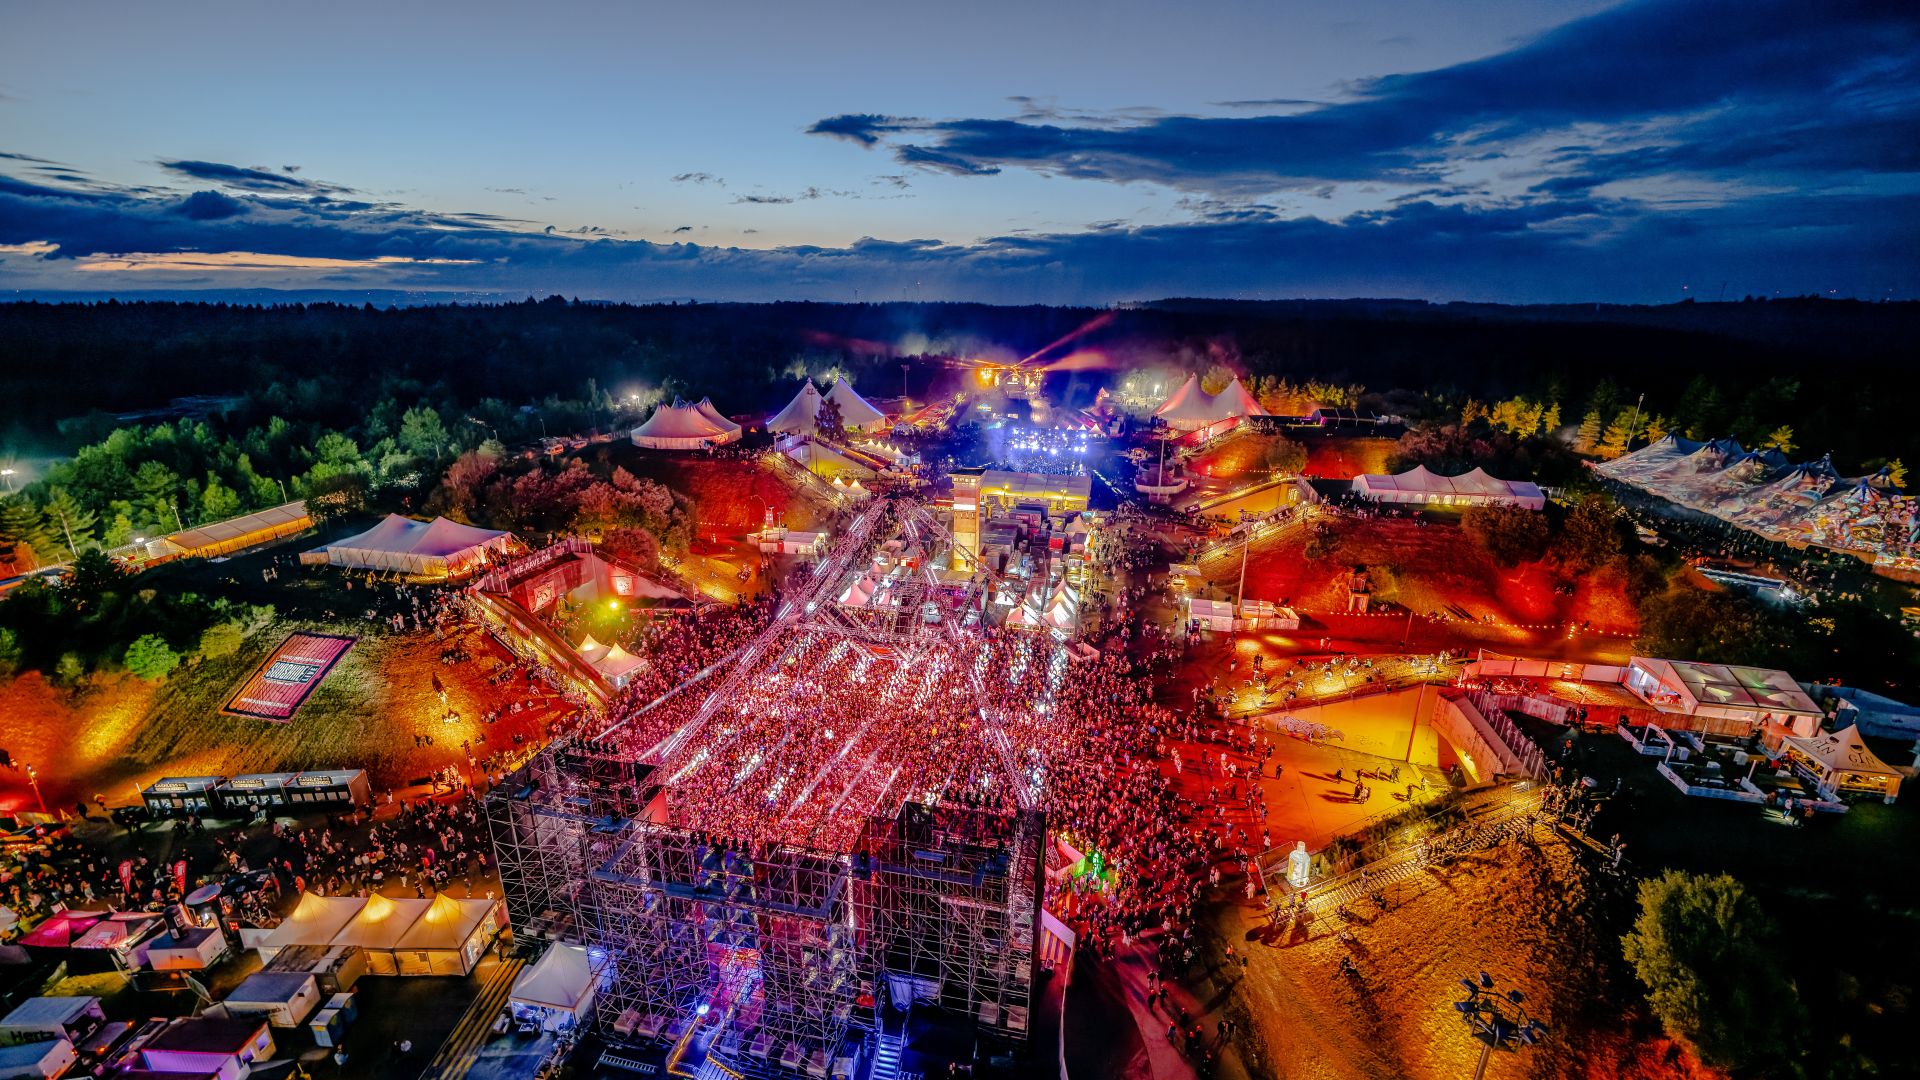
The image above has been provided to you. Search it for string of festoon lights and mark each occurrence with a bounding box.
[1278,606,1638,638]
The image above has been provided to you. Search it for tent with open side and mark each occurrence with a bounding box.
[631,399,741,450]
[261,894,365,954]
[304,515,511,578]
[511,944,600,1031]
[390,894,502,976]
[1351,465,1545,509]
[1780,725,1904,802]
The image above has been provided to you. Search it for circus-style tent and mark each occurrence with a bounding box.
[767,381,825,435]
[693,398,743,440]
[825,380,888,432]
[768,378,889,436]
[1153,375,1219,432]
[304,515,512,578]
[1152,373,1266,432]
[1351,465,1545,509]
[1208,377,1269,424]
[632,399,741,450]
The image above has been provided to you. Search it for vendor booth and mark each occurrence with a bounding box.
[509,944,600,1031]
[1186,597,1236,633]
[259,894,364,957]
[215,773,297,813]
[144,925,227,972]
[284,769,371,807]
[71,912,165,973]
[390,894,504,976]
[1779,725,1904,803]
[141,776,223,816]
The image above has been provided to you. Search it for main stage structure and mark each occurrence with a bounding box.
[487,499,1045,1078]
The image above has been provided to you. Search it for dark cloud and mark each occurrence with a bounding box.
[809,0,1920,196]
[734,194,794,204]
[157,159,352,194]
[172,190,247,221]
[5,161,1913,303]
[873,174,911,189]
[671,172,725,186]
[2,151,60,163]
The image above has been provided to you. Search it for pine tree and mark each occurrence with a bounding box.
[1460,398,1486,426]
[1762,425,1796,455]
[1542,402,1563,433]
[1574,410,1605,453]
[42,487,98,557]
[1598,414,1639,459]
[1887,459,1908,489]
[0,498,49,571]
[1644,415,1671,443]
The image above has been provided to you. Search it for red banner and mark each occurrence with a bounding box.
[118,860,134,891]
[172,860,188,896]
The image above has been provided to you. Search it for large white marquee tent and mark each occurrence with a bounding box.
[303,515,513,578]
[1351,466,1545,509]
[631,398,742,450]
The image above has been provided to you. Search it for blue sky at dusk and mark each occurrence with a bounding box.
[2,0,1915,304]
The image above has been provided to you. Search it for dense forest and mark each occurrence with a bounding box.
[1,296,1913,568]
[3,296,1914,460]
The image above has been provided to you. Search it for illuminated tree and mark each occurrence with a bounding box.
[398,405,450,460]
[1622,870,1806,1070]
[1460,398,1487,426]
[124,633,181,680]
[1462,504,1549,566]
[1643,414,1671,444]
[1541,401,1562,433]
[1574,410,1604,453]
[1200,364,1237,396]
[1597,413,1639,459]
[1262,436,1308,476]
[1762,425,1796,455]
[1887,459,1908,488]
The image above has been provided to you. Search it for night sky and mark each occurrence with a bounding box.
[2,0,1915,304]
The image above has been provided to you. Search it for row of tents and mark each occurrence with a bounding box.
[1153,374,1268,433]
[630,379,891,450]
[1597,435,1917,569]
[260,892,504,976]
[1351,465,1546,509]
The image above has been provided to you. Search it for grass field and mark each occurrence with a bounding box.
[0,613,572,815]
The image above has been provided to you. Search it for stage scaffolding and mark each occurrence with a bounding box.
[485,499,1046,1076]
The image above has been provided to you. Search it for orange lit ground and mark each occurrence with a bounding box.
[1209,836,1711,1080]
[0,620,573,816]
[1193,514,1639,664]
[601,451,836,534]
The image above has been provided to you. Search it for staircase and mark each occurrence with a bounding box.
[870,1032,904,1080]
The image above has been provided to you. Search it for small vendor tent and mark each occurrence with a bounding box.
[631,399,741,450]
[390,895,502,976]
[261,894,364,953]
[1780,726,1904,802]
[511,944,600,1030]
[18,910,104,952]
[305,515,511,577]
[329,894,428,975]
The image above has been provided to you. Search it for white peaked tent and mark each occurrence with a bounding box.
[575,634,610,668]
[1781,725,1903,801]
[1208,377,1268,424]
[511,945,599,1030]
[768,381,826,435]
[593,644,646,688]
[825,379,888,433]
[632,399,740,450]
[1351,465,1545,509]
[261,894,365,952]
[307,515,512,577]
[391,894,501,975]
[693,398,743,440]
[1153,375,1219,432]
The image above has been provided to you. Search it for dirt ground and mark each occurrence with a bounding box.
[1198,503,1635,645]
[1187,433,1397,485]
[1216,835,1706,1080]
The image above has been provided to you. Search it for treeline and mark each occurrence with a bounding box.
[2,296,1913,466]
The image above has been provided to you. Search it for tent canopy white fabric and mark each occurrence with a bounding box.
[1153,375,1218,431]
[309,515,511,577]
[512,945,597,1015]
[767,381,825,435]
[394,895,496,952]
[1352,466,1545,509]
[262,894,365,950]
[1784,725,1902,781]
[632,399,741,449]
[592,644,646,686]
[330,894,429,950]
[825,380,888,432]
[1208,377,1268,423]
